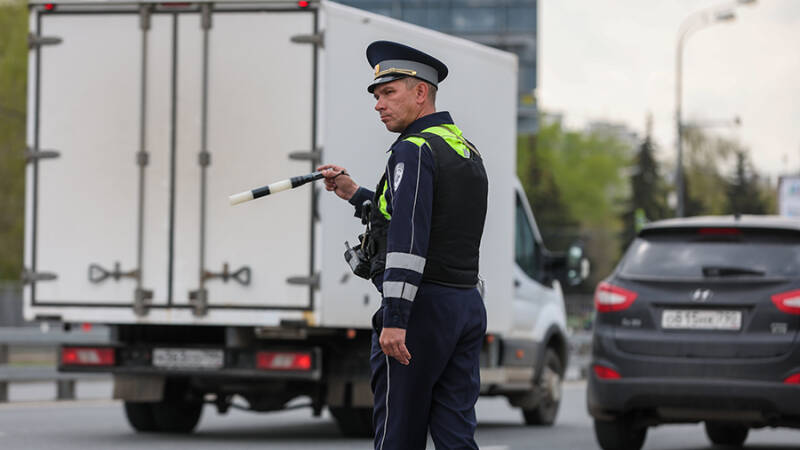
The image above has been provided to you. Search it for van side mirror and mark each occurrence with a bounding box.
[565,243,590,286]
[544,241,590,287]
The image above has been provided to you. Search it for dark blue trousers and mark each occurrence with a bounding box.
[370,282,487,450]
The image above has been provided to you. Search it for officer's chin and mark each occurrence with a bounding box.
[383,121,403,133]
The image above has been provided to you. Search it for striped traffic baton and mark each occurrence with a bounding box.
[229,169,346,206]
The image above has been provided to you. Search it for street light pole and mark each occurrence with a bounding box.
[674,0,755,217]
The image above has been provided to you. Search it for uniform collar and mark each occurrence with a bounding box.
[400,111,454,137]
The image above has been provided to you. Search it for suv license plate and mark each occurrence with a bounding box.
[152,348,224,370]
[662,310,742,331]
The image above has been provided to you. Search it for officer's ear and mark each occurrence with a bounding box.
[414,81,429,105]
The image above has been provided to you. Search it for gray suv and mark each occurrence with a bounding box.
[587,216,800,450]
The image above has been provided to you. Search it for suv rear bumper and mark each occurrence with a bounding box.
[588,375,800,427]
[588,333,800,427]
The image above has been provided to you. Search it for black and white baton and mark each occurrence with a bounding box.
[229,170,346,206]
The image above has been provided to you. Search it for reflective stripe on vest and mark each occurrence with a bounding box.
[402,124,473,159]
[378,178,391,220]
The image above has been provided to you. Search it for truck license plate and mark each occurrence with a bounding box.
[661,310,742,330]
[152,348,224,369]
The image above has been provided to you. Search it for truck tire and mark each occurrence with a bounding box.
[123,402,158,432]
[593,418,647,450]
[150,399,203,433]
[522,348,562,425]
[705,421,748,447]
[329,406,374,437]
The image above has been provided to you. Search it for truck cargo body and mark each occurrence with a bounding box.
[24,0,573,434]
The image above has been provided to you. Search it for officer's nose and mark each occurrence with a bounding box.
[374,97,385,112]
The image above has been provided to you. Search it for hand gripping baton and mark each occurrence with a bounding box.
[229,171,326,206]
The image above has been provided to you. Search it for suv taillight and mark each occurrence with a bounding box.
[785,373,800,384]
[772,289,800,315]
[594,282,638,313]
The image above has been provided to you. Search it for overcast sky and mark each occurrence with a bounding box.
[539,0,800,179]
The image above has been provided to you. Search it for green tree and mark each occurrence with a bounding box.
[725,150,767,215]
[0,1,28,280]
[620,126,668,247]
[517,133,579,251]
[682,126,736,215]
[517,116,628,290]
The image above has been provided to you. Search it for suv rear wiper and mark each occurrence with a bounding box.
[701,266,766,277]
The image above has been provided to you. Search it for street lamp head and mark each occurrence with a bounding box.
[737,0,757,5]
[714,10,736,22]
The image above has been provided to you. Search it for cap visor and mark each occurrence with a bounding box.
[367,74,407,93]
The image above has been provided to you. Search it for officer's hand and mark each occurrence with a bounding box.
[379,327,411,365]
[316,164,358,201]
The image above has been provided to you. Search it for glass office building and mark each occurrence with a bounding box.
[338,0,538,133]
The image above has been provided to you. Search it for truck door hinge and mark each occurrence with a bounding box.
[139,4,152,31]
[188,288,208,317]
[287,273,319,290]
[289,148,322,164]
[28,33,62,50]
[201,3,212,30]
[25,147,60,163]
[133,288,153,317]
[22,268,57,285]
[198,151,211,167]
[137,151,149,167]
[290,31,324,48]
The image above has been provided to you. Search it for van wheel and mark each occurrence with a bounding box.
[522,348,562,425]
[123,402,157,432]
[329,406,374,437]
[594,418,647,450]
[705,422,748,447]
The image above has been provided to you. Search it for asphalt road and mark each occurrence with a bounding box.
[1,380,799,449]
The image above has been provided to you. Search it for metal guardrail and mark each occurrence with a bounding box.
[0,326,111,402]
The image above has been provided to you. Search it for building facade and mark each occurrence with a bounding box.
[338,0,538,133]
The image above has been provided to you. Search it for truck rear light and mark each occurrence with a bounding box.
[61,347,115,366]
[44,3,56,11]
[256,351,312,371]
[298,0,310,7]
[772,290,800,315]
[594,282,638,313]
[784,373,800,384]
[593,365,621,380]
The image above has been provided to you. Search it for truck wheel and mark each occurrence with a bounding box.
[329,406,374,437]
[150,399,203,433]
[705,421,748,447]
[522,348,562,425]
[123,402,157,432]
[594,418,647,450]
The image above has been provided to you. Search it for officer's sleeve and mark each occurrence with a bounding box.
[382,139,435,329]
[348,187,374,219]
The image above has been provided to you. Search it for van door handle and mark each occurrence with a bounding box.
[514,279,521,288]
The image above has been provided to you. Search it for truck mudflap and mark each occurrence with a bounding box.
[58,344,323,381]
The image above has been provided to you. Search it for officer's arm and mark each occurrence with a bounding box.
[348,187,374,219]
[382,140,434,329]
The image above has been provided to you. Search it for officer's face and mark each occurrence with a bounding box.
[373,79,420,133]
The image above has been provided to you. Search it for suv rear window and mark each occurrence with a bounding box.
[619,227,800,279]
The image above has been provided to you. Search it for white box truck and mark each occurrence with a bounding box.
[22,0,587,434]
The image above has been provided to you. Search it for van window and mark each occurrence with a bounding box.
[515,194,540,280]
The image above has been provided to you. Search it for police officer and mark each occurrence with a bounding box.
[317,40,488,450]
